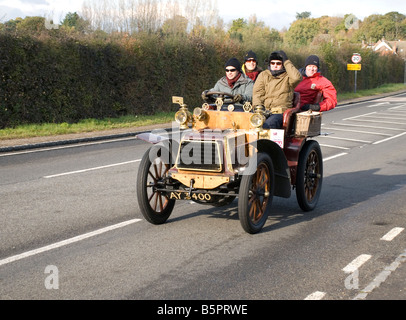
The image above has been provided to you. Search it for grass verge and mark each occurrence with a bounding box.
[337,83,406,102]
[0,111,175,140]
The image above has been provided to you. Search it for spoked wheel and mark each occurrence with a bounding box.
[296,140,323,211]
[238,152,274,234]
[137,145,175,224]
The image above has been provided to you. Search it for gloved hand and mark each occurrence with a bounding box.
[201,90,209,101]
[233,94,242,103]
[302,103,320,111]
[278,50,289,63]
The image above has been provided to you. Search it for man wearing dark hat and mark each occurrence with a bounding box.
[253,50,302,129]
[295,54,337,112]
[202,57,254,103]
[242,50,262,82]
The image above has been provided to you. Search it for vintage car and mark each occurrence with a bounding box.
[136,92,323,234]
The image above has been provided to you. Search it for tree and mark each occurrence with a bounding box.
[285,18,320,46]
[357,12,406,42]
[228,18,246,41]
[296,12,311,20]
[161,15,188,35]
[61,12,90,33]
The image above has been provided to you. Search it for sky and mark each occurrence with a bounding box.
[0,0,405,30]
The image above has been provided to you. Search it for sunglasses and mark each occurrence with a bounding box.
[270,61,282,66]
[225,68,237,72]
[246,59,256,63]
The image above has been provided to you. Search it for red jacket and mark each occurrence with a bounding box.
[295,72,337,112]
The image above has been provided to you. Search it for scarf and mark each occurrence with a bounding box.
[246,71,259,81]
[227,72,241,88]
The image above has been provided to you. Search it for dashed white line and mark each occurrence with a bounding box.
[0,136,138,157]
[342,254,372,274]
[0,219,142,267]
[304,291,326,300]
[44,159,141,178]
[380,227,404,241]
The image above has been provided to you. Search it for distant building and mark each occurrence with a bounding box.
[390,40,406,59]
[362,37,406,59]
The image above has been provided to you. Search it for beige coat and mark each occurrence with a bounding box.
[252,60,302,114]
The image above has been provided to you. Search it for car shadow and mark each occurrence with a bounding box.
[167,168,406,234]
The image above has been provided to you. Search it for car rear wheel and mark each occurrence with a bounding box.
[137,145,175,224]
[238,152,274,234]
[296,140,323,211]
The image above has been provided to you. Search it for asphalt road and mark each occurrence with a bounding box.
[0,93,405,304]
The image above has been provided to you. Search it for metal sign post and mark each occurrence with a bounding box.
[348,53,362,93]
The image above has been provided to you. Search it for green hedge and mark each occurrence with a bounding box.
[0,33,404,128]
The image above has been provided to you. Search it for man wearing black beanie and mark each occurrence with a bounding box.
[253,50,302,129]
[202,57,254,104]
[295,54,337,112]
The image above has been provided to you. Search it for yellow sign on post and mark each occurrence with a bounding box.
[347,64,362,71]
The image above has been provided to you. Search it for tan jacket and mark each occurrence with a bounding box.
[252,60,302,114]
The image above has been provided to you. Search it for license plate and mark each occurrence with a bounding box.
[168,191,212,201]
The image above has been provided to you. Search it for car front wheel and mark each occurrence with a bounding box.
[238,152,274,234]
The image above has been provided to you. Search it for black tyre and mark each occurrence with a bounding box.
[238,152,274,234]
[296,140,323,211]
[137,145,175,224]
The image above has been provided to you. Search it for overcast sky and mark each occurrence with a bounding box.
[0,0,404,30]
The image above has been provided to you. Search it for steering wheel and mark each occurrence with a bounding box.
[204,91,236,101]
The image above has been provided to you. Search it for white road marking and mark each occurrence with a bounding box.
[353,249,406,300]
[318,135,372,143]
[0,136,138,157]
[323,153,348,162]
[373,132,406,145]
[321,127,392,136]
[304,291,326,300]
[0,219,142,267]
[380,227,404,241]
[44,159,141,178]
[319,144,350,150]
[366,102,390,108]
[332,123,404,131]
[344,118,405,125]
[389,104,406,110]
[342,254,372,274]
[343,112,378,120]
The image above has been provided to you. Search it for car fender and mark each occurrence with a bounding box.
[253,139,292,198]
[137,133,179,165]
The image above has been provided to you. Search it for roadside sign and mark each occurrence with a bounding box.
[347,64,362,71]
[352,53,362,64]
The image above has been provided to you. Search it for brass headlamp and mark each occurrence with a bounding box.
[173,96,191,130]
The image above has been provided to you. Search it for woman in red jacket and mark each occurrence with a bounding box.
[295,55,337,112]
